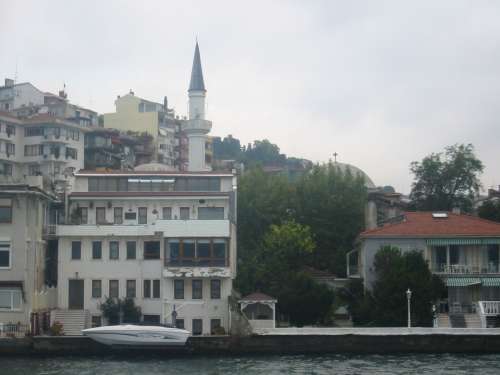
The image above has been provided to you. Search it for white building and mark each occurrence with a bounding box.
[55,169,237,335]
[0,111,88,190]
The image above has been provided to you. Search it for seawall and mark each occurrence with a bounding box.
[2,328,500,355]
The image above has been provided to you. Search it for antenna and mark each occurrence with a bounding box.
[14,58,18,83]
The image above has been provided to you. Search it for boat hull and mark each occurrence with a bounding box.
[82,325,190,347]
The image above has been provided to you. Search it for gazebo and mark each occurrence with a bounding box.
[239,292,277,329]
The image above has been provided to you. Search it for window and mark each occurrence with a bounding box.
[0,206,12,223]
[126,241,136,260]
[0,288,22,311]
[92,241,102,259]
[450,245,460,265]
[1,163,12,176]
[144,241,160,260]
[184,240,195,258]
[180,207,190,220]
[96,207,106,224]
[66,147,77,160]
[162,207,172,220]
[91,315,102,328]
[143,280,151,298]
[138,207,147,224]
[198,207,224,220]
[210,319,222,335]
[126,280,136,298]
[109,280,119,298]
[213,239,227,261]
[0,243,11,268]
[175,319,184,329]
[80,207,88,224]
[143,315,160,324]
[124,212,137,220]
[153,279,160,299]
[210,279,221,299]
[192,319,203,335]
[24,144,43,156]
[174,280,184,299]
[24,127,44,137]
[192,280,202,299]
[28,164,41,176]
[92,280,102,298]
[197,240,210,258]
[109,241,119,260]
[5,143,15,156]
[71,241,81,260]
[168,239,180,265]
[6,125,15,136]
[114,207,123,224]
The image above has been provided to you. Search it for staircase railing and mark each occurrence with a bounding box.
[477,301,500,328]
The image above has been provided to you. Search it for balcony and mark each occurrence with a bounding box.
[433,264,500,275]
[183,119,212,134]
[163,266,231,278]
[56,219,230,237]
[42,134,68,144]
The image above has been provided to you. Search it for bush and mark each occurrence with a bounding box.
[50,321,64,336]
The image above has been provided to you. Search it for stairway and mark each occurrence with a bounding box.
[437,314,450,328]
[51,310,90,336]
[449,314,466,328]
[464,314,481,328]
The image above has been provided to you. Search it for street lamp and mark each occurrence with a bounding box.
[406,289,412,328]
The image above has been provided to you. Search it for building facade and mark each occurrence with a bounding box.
[348,212,500,326]
[56,170,237,335]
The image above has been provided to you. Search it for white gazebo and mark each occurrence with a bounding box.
[239,292,277,329]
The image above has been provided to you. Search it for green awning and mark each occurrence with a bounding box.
[427,238,500,246]
[446,277,481,287]
[482,278,500,287]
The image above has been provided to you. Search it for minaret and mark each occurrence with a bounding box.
[185,42,212,171]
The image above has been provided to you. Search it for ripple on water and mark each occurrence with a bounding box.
[3,353,500,375]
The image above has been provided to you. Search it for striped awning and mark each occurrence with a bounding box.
[482,278,500,287]
[446,277,481,287]
[427,238,500,246]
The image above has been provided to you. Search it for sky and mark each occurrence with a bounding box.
[1,0,499,193]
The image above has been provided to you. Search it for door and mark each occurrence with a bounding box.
[68,279,84,309]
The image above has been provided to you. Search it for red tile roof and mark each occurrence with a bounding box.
[361,212,500,238]
[240,292,277,302]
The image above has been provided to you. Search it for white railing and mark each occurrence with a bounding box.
[477,301,500,328]
[435,264,499,274]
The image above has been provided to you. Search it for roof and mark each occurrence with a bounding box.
[361,211,500,238]
[70,191,229,198]
[303,266,337,279]
[75,170,233,177]
[239,292,277,302]
[188,42,206,92]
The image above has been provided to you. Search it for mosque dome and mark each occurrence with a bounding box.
[134,163,177,172]
[333,162,376,188]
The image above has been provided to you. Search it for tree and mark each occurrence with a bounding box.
[293,163,367,276]
[478,200,500,223]
[236,221,335,326]
[213,135,242,160]
[368,246,445,327]
[409,144,483,213]
[242,139,286,167]
[100,297,142,324]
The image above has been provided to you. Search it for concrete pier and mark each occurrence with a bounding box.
[2,328,500,355]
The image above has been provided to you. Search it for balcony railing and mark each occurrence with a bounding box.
[165,258,228,267]
[433,264,500,274]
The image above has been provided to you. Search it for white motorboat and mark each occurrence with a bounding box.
[82,324,190,347]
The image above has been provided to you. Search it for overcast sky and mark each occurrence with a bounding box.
[2,0,499,193]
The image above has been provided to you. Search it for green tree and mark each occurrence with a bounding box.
[369,246,445,327]
[478,200,500,223]
[242,139,287,167]
[409,144,483,213]
[293,163,367,276]
[213,135,242,160]
[246,221,334,326]
[100,297,142,324]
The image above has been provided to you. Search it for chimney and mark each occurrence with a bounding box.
[163,96,168,110]
[58,90,67,99]
[4,78,14,87]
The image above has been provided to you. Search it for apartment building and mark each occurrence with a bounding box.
[0,111,87,190]
[55,169,237,335]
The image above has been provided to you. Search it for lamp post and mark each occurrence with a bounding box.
[406,289,412,328]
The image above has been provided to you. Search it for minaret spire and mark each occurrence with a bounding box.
[188,42,206,92]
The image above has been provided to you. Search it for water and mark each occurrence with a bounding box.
[3,354,500,375]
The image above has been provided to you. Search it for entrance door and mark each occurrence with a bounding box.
[68,279,84,309]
